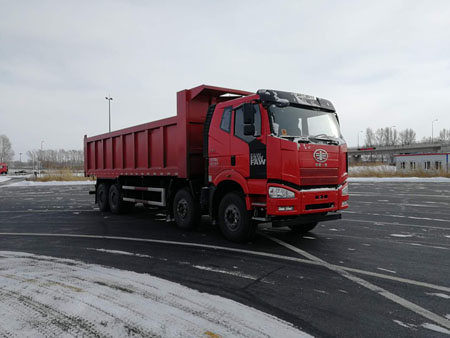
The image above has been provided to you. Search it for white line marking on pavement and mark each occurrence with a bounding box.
[342,211,450,223]
[0,232,450,294]
[342,218,450,231]
[261,233,450,331]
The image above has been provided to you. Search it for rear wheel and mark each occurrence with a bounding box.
[218,192,255,243]
[173,188,199,229]
[97,183,110,212]
[109,183,126,214]
[289,222,318,234]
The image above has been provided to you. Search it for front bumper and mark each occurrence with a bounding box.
[266,182,349,217]
[272,212,342,227]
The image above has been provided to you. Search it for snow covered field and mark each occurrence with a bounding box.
[0,251,310,338]
[349,165,396,175]
[1,180,94,187]
[0,177,11,183]
[349,177,450,183]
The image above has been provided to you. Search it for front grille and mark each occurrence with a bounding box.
[305,203,334,210]
[300,168,338,186]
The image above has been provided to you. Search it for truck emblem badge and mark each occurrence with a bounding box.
[313,149,328,162]
[251,153,266,166]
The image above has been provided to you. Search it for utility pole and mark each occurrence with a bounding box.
[40,141,44,173]
[105,96,113,132]
[357,130,363,148]
[432,119,438,143]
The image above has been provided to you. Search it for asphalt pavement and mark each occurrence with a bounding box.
[0,181,449,337]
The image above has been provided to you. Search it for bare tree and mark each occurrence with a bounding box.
[375,128,384,146]
[0,135,15,162]
[438,128,450,143]
[398,128,416,145]
[364,128,376,147]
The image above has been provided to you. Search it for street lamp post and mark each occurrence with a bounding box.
[357,130,363,148]
[40,141,44,173]
[105,96,113,132]
[432,119,438,143]
[390,126,396,146]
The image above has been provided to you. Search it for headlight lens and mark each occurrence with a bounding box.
[341,184,349,196]
[268,187,295,199]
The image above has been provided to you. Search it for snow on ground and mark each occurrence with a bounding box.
[349,165,396,174]
[2,180,94,187]
[0,251,311,338]
[0,177,10,183]
[349,177,450,183]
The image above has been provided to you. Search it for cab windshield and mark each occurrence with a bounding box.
[268,105,343,144]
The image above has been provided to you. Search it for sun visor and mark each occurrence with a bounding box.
[257,89,335,111]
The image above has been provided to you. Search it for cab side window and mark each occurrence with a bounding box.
[220,107,232,133]
[234,104,261,142]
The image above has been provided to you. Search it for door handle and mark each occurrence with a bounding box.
[231,156,236,166]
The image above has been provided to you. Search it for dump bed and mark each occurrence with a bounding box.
[84,85,251,179]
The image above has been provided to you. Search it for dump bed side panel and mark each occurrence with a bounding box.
[84,116,182,179]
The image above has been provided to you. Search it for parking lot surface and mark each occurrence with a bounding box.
[0,181,449,337]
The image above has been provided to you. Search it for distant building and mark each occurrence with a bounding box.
[394,153,449,173]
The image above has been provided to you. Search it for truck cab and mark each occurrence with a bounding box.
[0,163,8,175]
[207,89,348,240]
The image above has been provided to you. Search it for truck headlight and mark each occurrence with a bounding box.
[341,184,349,196]
[268,187,295,199]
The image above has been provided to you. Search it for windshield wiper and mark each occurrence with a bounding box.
[308,134,340,145]
[277,135,311,143]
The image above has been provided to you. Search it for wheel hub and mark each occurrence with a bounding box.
[225,205,240,231]
[177,199,189,219]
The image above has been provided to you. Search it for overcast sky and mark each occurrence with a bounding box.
[1,0,450,160]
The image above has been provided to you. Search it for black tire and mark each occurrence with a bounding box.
[173,188,200,229]
[218,192,255,243]
[289,222,318,234]
[109,183,125,214]
[97,183,110,212]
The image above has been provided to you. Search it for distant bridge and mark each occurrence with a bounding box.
[348,143,450,163]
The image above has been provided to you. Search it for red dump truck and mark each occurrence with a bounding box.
[0,163,8,175]
[84,85,348,242]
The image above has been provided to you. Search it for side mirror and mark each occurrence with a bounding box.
[243,103,255,124]
[244,125,255,136]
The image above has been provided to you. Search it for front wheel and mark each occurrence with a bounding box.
[173,188,199,229]
[218,192,255,243]
[289,222,318,234]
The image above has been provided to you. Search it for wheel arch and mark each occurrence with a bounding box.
[211,179,250,220]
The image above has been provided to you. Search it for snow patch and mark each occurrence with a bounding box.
[0,251,308,337]
[88,248,153,258]
[377,268,397,274]
[192,265,274,284]
[390,234,414,238]
[2,180,95,187]
[393,320,414,329]
[0,177,11,183]
[349,177,450,183]
[425,292,450,299]
[421,323,450,335]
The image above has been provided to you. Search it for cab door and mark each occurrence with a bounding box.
[208,106,233,179]
[230,104,267,179]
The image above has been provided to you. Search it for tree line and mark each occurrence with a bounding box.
[364,127,450,147]
[0,134,83,169]
[26,149,84,169]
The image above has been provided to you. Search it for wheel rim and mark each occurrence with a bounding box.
[224,204,240,231]
[111,189,118,207]
[99,190,105,204]
[177,199,189,219]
